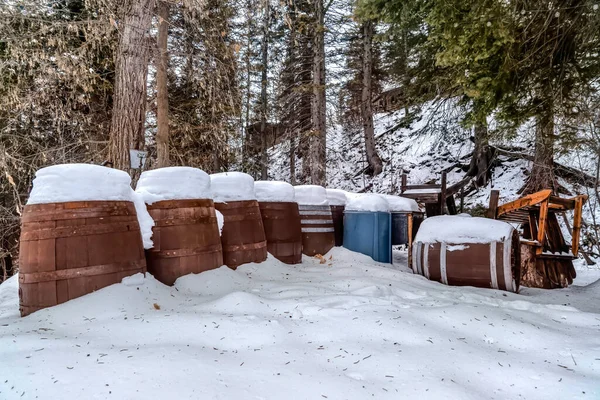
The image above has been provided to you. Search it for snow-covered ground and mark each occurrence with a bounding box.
[1,248,599,400]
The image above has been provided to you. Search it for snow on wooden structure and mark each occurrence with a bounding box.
[412,215,521,292]
[19,164,148,316]
[255,181,302,264]
[136,167,223,286]
[488,189,588,289]
[211,172,267,269]
[400,172,470,217]
[294,185,335,256]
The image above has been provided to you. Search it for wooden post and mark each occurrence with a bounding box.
[536,199,549,255]
[401,174,407,193]
[487,190,500,219]
[572,196,583,257]
[440,172,447,215]
[408,213,413,269]
[460,187,464,213]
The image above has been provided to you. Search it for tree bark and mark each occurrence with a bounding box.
[310,0,326,186]
[108,0,156,173]
[523,110,556,194]
[467,121,492,187]
[156,1,170,168]
[260,0,270,180]
[361,20,383,176]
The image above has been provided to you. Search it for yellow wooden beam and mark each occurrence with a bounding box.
[497,189,552,217]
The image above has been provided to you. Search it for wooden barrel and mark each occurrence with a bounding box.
[298,204,335,256]
[412,230,521,292]
[145,199,223,285]
[330,205,345,247]
[18,201,147,316]
[214,200,267,269]
[258,202,302,264]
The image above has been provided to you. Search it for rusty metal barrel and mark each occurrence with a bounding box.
[326,189,347,247]
[211,172,267,269]
[136,167,223,285]
[295,185,335,256]
[255,181,302,264]
[19,201,147,316]
[412,215,521,292]
[144,200,223,285]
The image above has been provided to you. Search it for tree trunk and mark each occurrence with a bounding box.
[108,0,156,173]
[310,0,326,186]
[523,110,556,195]
[260,0,270,180]
[361,20,383,176]
[289,135,297,185]
[467,121,492,187]
[156,1,170,168]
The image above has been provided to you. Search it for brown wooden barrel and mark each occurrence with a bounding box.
[214,200,267,269]
[412,230,521,292]
[258,202,302,264]
[145,199,223,285]
[330,205,344,247]
[298,204,335,256]
[18,201,147,316]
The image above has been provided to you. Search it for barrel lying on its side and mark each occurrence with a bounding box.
[412,216,521,292]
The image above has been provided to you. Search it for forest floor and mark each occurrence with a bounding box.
[1,247,599,400]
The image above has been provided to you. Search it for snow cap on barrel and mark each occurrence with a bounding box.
[345,193,390,212]
[294,185,329,206]
[27,163,155,249]
[380,194,420,212]
[326,188,348,206]
[28,163,132,205]
[210,172,256,202]
[254,181,295,202]
[414,215,514,244]
[136,166,211,204]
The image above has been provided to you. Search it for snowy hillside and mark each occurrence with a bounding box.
[269,102,600,253]
[1,249,599,400]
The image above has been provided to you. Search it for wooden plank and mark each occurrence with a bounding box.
[407,213,413,269]
[571,196,583,256]
[536,199,549,255]
[549,196,576,209]
[401,174,407,193]
[403,184,443,191]
[497,189,552,217]
[487,190,500,219]
[440,172,447,215]
[528,211,538,240]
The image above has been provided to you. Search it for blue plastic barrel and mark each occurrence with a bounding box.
[343,211,392,263]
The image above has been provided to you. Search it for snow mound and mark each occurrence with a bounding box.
[345,193,390,212]
[27,163,132,204]
[210,172,256,202]
[380,194,420,212]
[294,185,329,205]
[215,209,224,235]
[415,215,514,244]
[27,163,154,249]
[326,188,348,206]
[255,181,295,202]
[136,167,211,204]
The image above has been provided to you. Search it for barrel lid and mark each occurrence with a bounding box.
[294,185,328,206]
[345,193,390,212]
